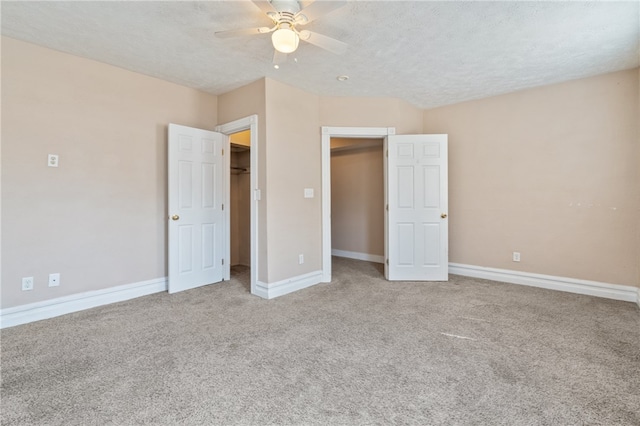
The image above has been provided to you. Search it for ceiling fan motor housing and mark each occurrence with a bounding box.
[215,0,348,56]
[270,0,301,15]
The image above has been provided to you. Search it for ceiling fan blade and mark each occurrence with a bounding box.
[273,50,288,65]
[298,30,347,55]
[294,0,347,25]
[252,0,277,15]
[215,26,273,38]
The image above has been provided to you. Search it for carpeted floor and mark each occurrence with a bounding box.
[1,257,639,425]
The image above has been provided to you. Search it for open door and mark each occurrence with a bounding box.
[168,124,226,294]
[385,134,448,281]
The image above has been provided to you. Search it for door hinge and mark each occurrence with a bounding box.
[222,258,225,265]
[222,148,224,156]
[386,150,388,157]
[222,204,224,211]
[386,259,389,265]
[386,204,389,211]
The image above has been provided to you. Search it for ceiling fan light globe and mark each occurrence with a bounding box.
[272,28,299,53]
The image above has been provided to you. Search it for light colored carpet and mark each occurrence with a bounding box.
[1,257,639,425]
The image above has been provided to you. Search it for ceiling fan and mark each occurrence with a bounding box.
[215,0,348,64]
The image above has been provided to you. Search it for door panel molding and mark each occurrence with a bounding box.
[386,134,448,281]
[168,124,224,293]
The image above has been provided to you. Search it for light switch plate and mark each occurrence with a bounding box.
[304,188,314,198]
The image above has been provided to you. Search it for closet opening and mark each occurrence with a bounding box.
[330,137,385,277]
[229,129,251,291]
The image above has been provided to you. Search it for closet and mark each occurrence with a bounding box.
[230,130,251,273]
[330,137,384,264]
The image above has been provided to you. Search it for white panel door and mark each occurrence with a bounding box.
[386,134,448,281]
[168,124,225,294]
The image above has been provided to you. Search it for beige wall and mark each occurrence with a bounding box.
[330,139,384,257]
[5,36,636,311]
[265,79,321,282]
[218,79,268,281]
[219,80,425,284]
[230,149,250,266]
[1,37,218,308]
[230,172,240,264]
[424,69,640,288]
[320,97,423,134]
[237,172,251,266]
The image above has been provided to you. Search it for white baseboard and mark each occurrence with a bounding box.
[4,264,636,329]
[332,249,384,264]
[255,270,323,299]
[449,263,639,305]
[0,277,167,329]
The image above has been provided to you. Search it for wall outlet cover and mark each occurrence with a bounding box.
[48,154,59,167]
[49,273,61,287]
[22,277,34,291]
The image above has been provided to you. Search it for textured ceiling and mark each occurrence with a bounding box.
[2,1,639,109]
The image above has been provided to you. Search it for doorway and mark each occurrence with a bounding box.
[321,127,396,282]
[229,130,251,291]
[216,115,259,295]
[330,137,385,276]
[322,127,449,283]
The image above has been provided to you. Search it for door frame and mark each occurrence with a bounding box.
[216,115,259,295]
[320,126,396,282]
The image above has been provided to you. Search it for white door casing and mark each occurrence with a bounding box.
[168,124,225,294]
[386,134,448,281]
[215,115,259,295]
[320,127,396,282]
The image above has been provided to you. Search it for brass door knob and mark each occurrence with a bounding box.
[171,215,180,221]
[441,213,447,219]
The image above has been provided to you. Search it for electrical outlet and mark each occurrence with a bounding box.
[22,277,34,291]
[49,273,61,287]
[298,254,304,265]
[512,252,521,262]
[48,154,59,167]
